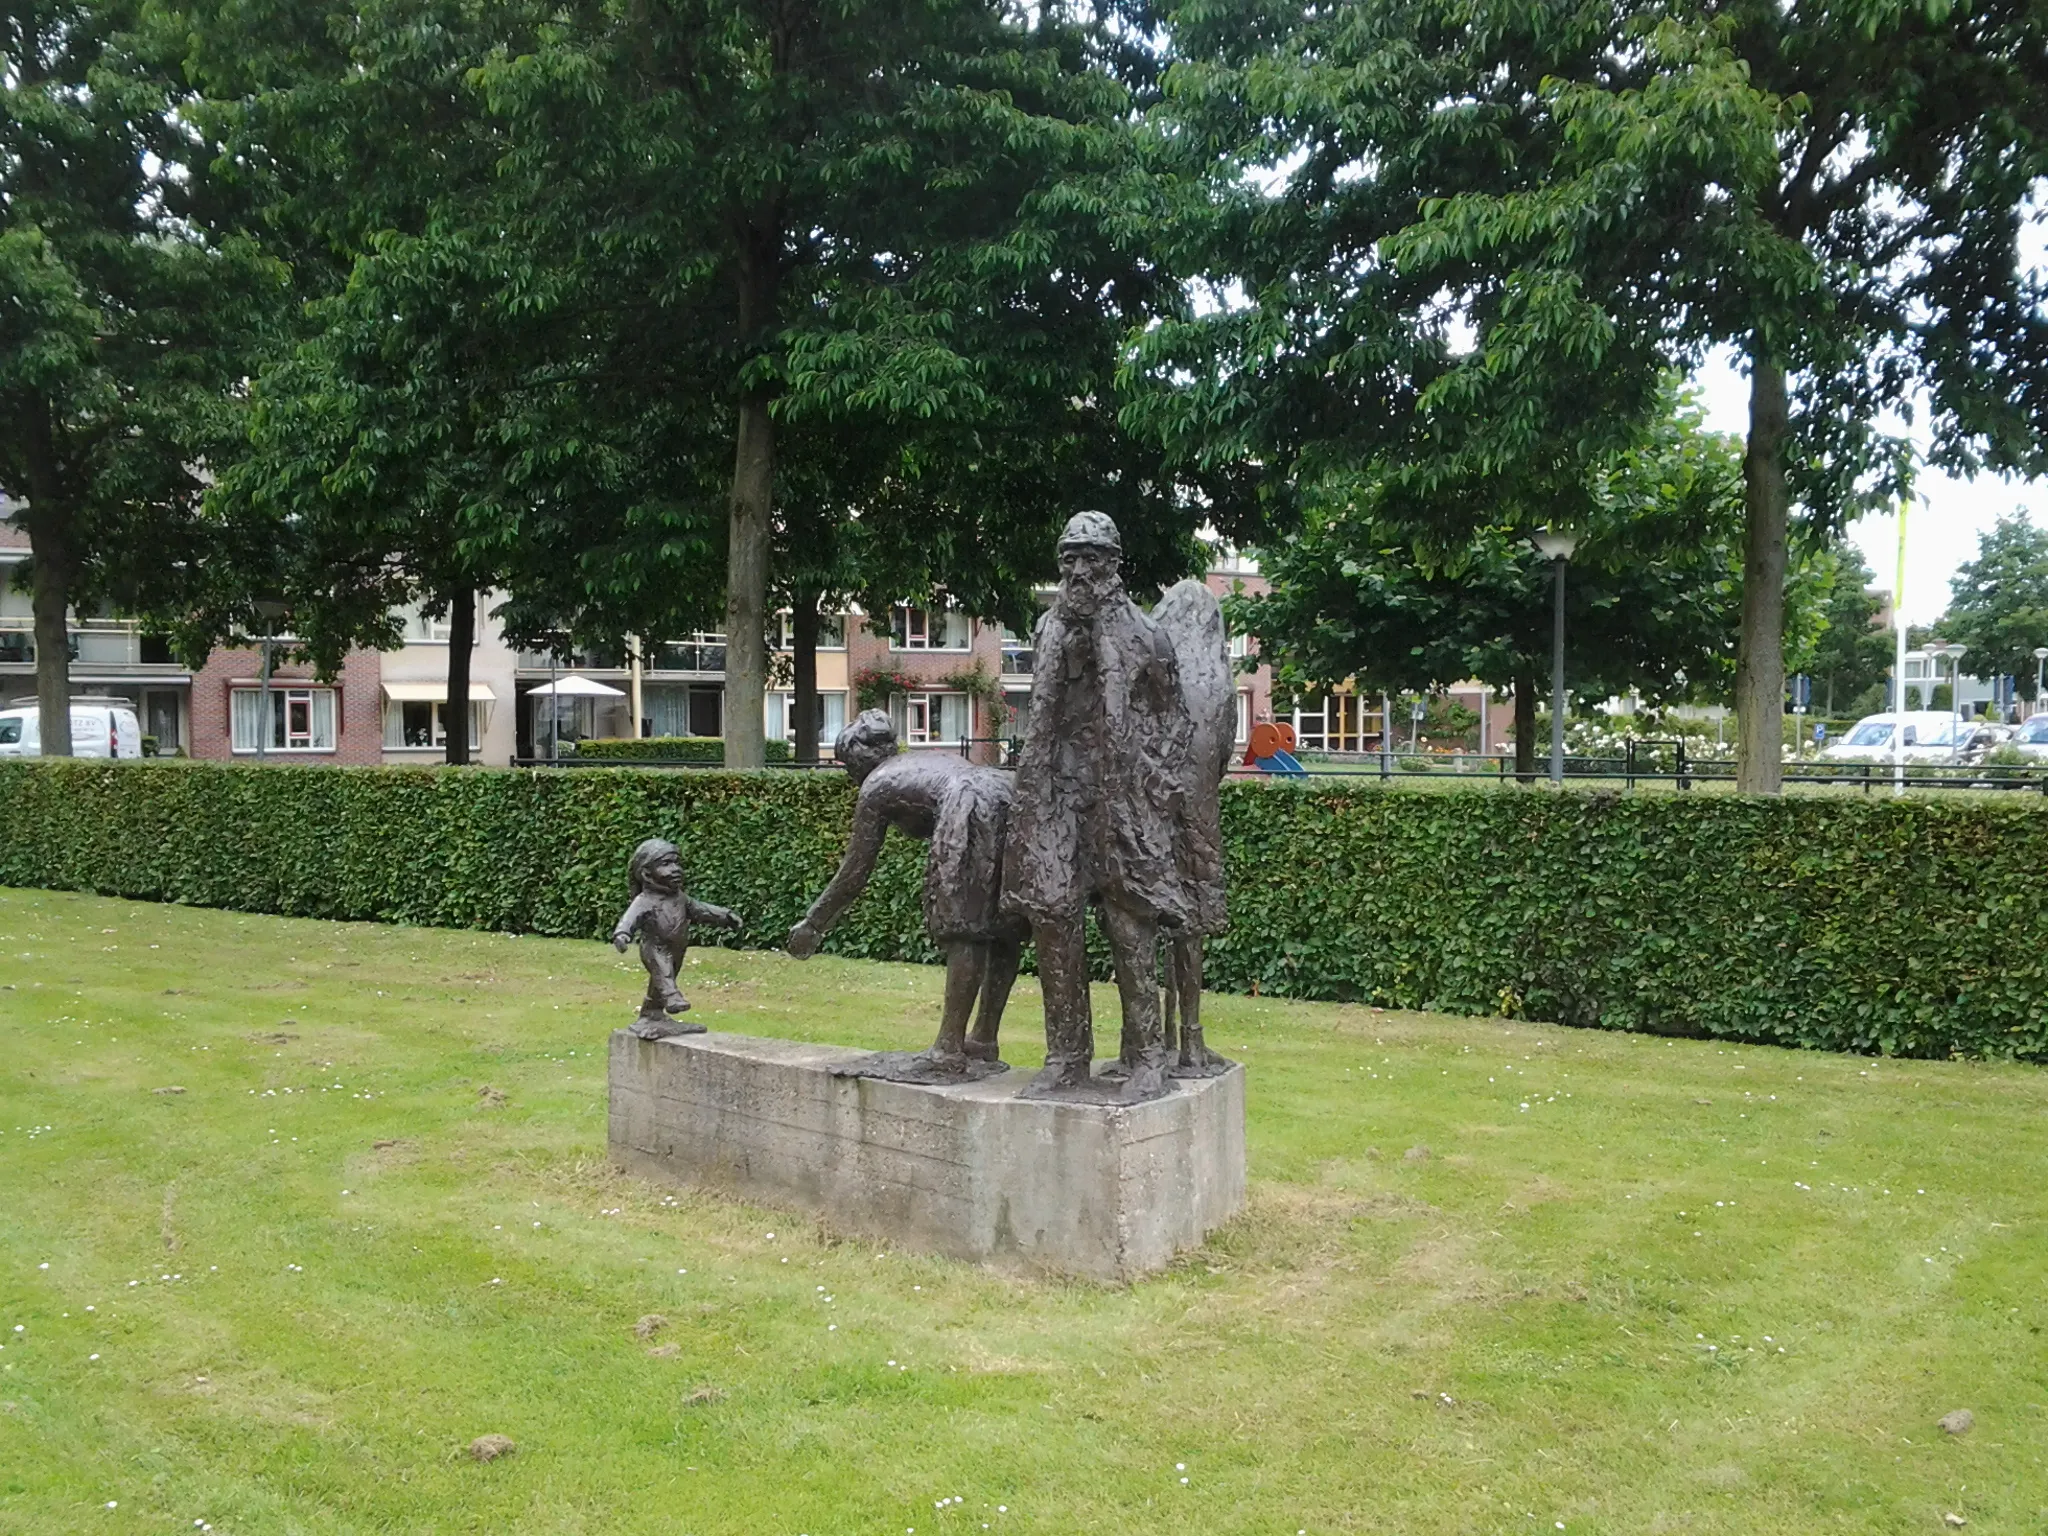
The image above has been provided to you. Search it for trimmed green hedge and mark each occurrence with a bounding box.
[2,760,2044,1060]
[573,736,793,764]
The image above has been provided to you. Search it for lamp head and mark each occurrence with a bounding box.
[1530,529,1578,562]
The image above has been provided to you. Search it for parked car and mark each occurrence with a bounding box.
[0,698,145,759]
[2010,714,2048,762]
[1957,721,2014,764]
[1817,711,1975,765]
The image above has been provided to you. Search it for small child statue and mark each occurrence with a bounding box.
[612,838,744,1039]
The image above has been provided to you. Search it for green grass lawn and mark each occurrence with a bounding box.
[3,887,2045,1535]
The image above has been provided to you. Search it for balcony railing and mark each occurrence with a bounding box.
[0,617,178,669]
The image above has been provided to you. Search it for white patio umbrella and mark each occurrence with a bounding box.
[526,675,626,697]
[527,675,627,757]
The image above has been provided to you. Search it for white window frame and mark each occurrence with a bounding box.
[383,699,483,751]
[1236,689,1252,744]
[903,690,971,745]
[231,686,338,754]
[766,690,848,743]
[891,604,972,652]
[770,612,847,651]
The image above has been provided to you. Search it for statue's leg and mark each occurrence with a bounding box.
[1161,936,1181,1057]
[645,939,688,1012]
[967,938,1020,1062]
[1175,934,1207,1068]
[926,941,985,1066]
[1099,902,1167,1102]
[1028,914,1094,1094]
[631,941,703,1038]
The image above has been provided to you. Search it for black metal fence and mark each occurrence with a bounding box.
[513,738,2048,793]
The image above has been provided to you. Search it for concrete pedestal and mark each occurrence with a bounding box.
[608,1030,1246,1281]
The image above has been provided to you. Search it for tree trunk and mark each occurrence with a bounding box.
[444,583,475,766]
[1736,353,1790,794]
[722,395,774,770]
[20,402,75,756]
[1513,667,1537,782]
[792,588,820,766]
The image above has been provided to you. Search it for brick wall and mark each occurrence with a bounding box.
[188,647,385,765]
[844,612,1008,765]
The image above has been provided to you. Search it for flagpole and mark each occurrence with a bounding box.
[1894,498,1909,796]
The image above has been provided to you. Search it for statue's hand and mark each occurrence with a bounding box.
[787,920,820,959]
[611,932,631,954]
[724,909,746,932]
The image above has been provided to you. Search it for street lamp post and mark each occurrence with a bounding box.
[252,599,289,763]
[1932,642,1967,743]
[1531,530,1579,785]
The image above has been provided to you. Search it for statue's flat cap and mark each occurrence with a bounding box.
[1057,511,1121,553]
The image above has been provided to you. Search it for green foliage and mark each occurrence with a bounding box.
[1,0,284,742]
[852,665,920,713]
[1799,549,1895,715]
[1938,515,2048,700]
[573,737,792,765]
[3,760,2045,1060]
[1232,385,1797,709]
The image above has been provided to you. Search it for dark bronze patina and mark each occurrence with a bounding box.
[790,710,1025,1083]
[1004,511,1233,1104]
[613,838,743,1038]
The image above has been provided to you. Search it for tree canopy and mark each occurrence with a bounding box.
[1229,386,1835,773]
[1142,0,2048,791]
[1938,514,2048,703]
[2,0,280,752]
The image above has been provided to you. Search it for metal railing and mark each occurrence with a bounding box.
[0,616,180,668]
[1222,747,2048,794]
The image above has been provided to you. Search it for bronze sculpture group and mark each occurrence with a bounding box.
[615,510,1233,1105]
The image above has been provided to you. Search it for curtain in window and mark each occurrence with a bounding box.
[644,685,690,737]
[230,689,266,751]
[309,689,337,748]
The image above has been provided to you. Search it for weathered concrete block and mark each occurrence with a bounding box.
[608,1030,1246,1281]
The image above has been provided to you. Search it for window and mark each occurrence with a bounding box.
[770,612,847,651]
[767,691,848,744]
[655,633,727,673]
[897,691,971,744]
[398,600,480,643]
[1236,690,1252,744]
[0,718,23,746]
[383,700,482,750]
[231,687,337,753]
[891,605,972,651]
[1228,631,1251,661]
[1000,625,1035,675]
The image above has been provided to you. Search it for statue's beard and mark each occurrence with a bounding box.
[1056,574,1119,621]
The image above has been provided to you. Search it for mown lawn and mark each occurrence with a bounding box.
[2,886,2045,1535]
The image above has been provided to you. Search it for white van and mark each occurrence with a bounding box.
[1817,710,1968,765]
[0,698,146,759]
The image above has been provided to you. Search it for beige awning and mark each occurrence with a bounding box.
[382,680,497,703]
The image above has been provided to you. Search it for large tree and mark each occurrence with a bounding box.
[1145,0,2048,792]
[467,0,1203,768]
[2,0,278,753]
[1233,388,1801,776]
[1938,514,2048,704]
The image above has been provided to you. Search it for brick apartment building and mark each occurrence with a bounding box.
[5,512,1281,766]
